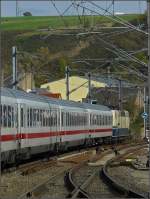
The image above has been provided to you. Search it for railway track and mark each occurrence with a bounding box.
[0,148,96,199]
[65,143,148,199]
[102,144,149,198]
[66,164,123,199]
[0,141,147,199]
[18,165,71,199]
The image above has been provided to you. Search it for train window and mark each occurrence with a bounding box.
[52,111,55,127]
[103,115,105,125]
[0,105,2,126]
[101,115,103,125]
[3,105,7,127]
[68,112,69,126]
[74,114,76,126]
[33,109,36,127]
[69,112,71,126]
[42,110,45,127]
[49,111,52,126]
[39,110,41,126]
[110,116,112,125]
[41,110,43,127]
[121,111,125,116]
[11,107,14,128]
[46,110,49,127]
[21,107,24,127]
[45,110,48,127]
[30,109,33,127]
[27,109,30,127]
[71,113,73,126]
[68,113,70,126]
[73,113,74,126]
[44,110,47,127]
[70,113,72,126]
[55,111,57,127]
[79,114,81,125]
[57,111,60,127]
[51,110,56,127]
[66,112,67,126]
[61,112,65,126]
[36,109,40,125]
[43,110,47,127]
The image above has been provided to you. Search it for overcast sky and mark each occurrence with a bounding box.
[1,1,147,17]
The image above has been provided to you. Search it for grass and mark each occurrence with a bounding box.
[1,14,141,31]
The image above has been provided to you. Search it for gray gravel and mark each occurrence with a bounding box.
[108,165,149,195]
[0,162,73,199]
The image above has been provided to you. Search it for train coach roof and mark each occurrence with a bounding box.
[0,87,110,111]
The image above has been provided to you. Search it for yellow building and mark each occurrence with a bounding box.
[41,76,107,102]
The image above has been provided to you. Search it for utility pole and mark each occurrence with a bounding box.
[88,72,91,103]
[118,79,122,111]
[65,66,70,100]
[107,66,111,87]
[144,87,147,138]
[146,0,150,176]
[16,0,19,17]
[148,0,150,137]
[112,0,115,16]
[12,46,17,89]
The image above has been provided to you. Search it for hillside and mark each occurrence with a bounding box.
[1,14,147,88]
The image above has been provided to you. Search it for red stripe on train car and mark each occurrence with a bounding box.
[0,128,112,142]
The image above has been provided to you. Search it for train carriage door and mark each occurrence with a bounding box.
[56,108,61,145]
[53,107,60,152]
[86,110,91,145]
[18,103,26,149]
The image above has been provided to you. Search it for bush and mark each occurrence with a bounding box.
[23,12,32,16]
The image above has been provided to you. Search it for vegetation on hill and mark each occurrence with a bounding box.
[1,14,147,86]
[1,14,147,135]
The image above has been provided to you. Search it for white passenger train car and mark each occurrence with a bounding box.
[0,88,112,165]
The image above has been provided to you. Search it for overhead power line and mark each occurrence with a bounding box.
[72,1,148,35]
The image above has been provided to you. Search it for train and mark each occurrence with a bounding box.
[0,87,130,166]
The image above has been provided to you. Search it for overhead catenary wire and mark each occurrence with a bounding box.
[72,1,148,35]
[61,2,74,16]
[50,0,68,28]
[93,35,147,67]
[103,1,114,16]
[88,1,148,35]
[72,0,83,27]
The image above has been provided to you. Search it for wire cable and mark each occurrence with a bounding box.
[88,1,148,34]
[50,0,68,28]
[73,1,148,35]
